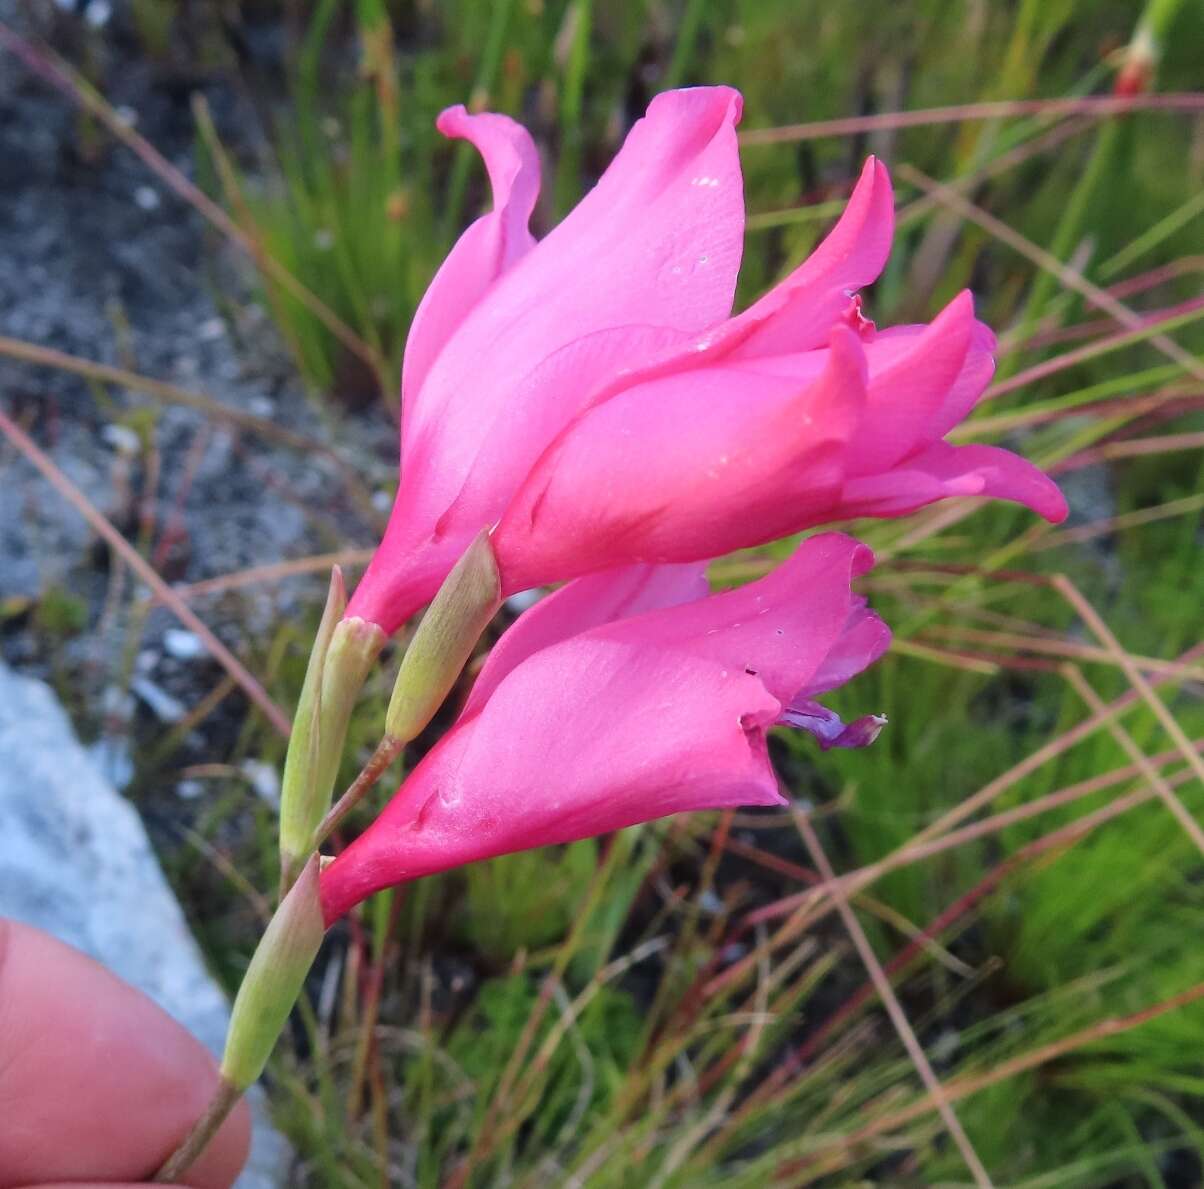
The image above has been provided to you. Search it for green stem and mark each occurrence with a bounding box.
[313,732,404,849]
[153,1077,242,1182]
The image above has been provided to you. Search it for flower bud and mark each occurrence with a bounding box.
[280,568,385,883]
[385,528,501,743]
[221,855,325,1091]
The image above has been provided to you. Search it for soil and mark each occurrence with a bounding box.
[0,2,394,794]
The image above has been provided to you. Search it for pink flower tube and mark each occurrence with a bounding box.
[321,533,890,924]
[348,86,1065,635]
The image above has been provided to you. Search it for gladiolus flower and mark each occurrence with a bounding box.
[320,533,890,923]
[348,87,1065,636]
[494,288,1066,590]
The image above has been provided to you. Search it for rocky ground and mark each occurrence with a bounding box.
[0,2,394,789]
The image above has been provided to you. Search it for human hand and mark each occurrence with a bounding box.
[0,919,250,1188]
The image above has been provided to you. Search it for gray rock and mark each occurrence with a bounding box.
[0,661,292,1187]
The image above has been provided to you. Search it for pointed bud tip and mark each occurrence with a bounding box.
[384,529,502,743]
[465,527,503,602]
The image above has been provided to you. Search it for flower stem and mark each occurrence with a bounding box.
[313,733,404,850]
[153,1076,242,1182]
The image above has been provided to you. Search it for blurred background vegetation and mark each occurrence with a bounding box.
[2,0,1203,1184]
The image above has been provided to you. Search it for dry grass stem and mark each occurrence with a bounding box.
[739,94,1204,145]
[792,808,995,1188]
[0,405,291,735]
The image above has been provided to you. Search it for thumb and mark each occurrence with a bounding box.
[0,920,250,1188]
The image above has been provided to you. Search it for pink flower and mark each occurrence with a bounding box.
[347,87,1065,635]
[495,287,1066,591]
[320,533,890,923]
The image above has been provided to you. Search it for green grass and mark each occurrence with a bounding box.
[4,0,1204,1184]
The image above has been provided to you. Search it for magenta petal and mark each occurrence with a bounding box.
[803,599,893,696]
[842,440,1069,523]
[916,442,1069,523]
[401,107,541,447]
[437,106,540,272]
[434,323,697,531]
[463,560,710,718]
[850,291,977,474]
[930,318,997,439]
[319,641,783,920]
[572,156,895,415]
[589,532,887,710]
[342,512,467,635]
[495,327,868,592]
[855,298,997,462]
[725,156,895,358]
[403,87,745,506]
[552,86,746,332]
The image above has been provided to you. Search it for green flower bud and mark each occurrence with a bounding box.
[280,568,385,885]
[385,529,501,743]
[221,855,325,1091]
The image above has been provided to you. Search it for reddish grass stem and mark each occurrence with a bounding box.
[739,93,1204,145]
[778,979,1204,1182]
[792,809,994,1187]
[0,405,290,736]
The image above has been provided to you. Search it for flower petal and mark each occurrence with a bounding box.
[841,440,1069,522]
[588,532,885,708]
[402,87,745,512]
[574,157,895,414]
[319,640,782,920]
[802,596,893,695]
[930,318,997,438]
[725,156,895,358]
[401,107,541,447]
[848,290,978,475]
[434,323,696,532]
[495,326,868,592]
[463,560,710,718]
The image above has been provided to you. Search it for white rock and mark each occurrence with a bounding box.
[88,734,134,790]
[164,627,207,661]
[241,758,281,809]
[131,675,187,723]
[0,662,292,1186]
[101,422,142,455]
[84,0,112,28]
[177,779,205,801]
